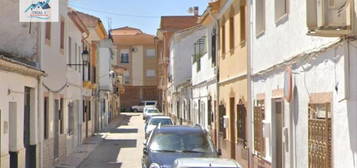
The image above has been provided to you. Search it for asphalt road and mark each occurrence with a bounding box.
[79,112,145,168]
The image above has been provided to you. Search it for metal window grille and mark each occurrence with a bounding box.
[308,103,331,168]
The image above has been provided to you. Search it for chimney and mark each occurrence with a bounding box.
[194,6,199,16]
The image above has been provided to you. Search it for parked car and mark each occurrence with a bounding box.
[145,116,173,138]
[172,158,241,168]
[131,102,145,112]
[142,125,219,168]
[143,107,162,120]
[144,100,158,107]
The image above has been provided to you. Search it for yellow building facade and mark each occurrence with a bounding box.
[217,0,249,167]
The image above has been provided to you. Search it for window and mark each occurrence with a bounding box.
[256,0,266,36]
[229,16,235,50]
[124,71,130,84]
[60,20,65,50]
[75,43,78,71]
[121,53,129,63]
[275,0,288,22]
[146,69,156,77]
[146,49,156,57]
[45,22,51,44]
[193,36,207,72]
[237,103,247,144]
[83,100,86,122]
[59,98,64,134]
[254,99,265,156]
[221,24,226,54]
[240,6,246,43]
[218,105,226,139]
[211,29,217,65]
[68,102,74,135]
[78,46,81,72]
[68,37,72,65]
[44,97,49,139]
[88,101,91,121]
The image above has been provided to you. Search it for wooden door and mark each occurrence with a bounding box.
[273,99,284,168]
[229,97,236,159]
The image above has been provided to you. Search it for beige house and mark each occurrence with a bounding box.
[111,27,159,110]
[216,0,249,168]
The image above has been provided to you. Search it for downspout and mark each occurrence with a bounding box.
[247,0,254,167]
[36,22,43,168]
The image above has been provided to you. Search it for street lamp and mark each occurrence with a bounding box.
[67,48,89,66]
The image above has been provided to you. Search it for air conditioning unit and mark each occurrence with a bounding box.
[307,0,356,36]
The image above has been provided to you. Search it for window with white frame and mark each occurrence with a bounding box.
[146,69,156,77]
[256,0,266,36]
[275,0,288,22]
[146,49,156,57]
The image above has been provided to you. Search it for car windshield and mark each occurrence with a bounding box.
[146,102,156,105]
[149,132,215,153]
[147,109,160,113]
[149,119,173,126]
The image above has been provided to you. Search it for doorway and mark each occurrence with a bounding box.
[54,99,59,159]
[229,97,236,159]
[272,99,284,168]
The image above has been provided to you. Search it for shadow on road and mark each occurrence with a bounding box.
[79,113,143,168]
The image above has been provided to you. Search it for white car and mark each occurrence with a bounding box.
[145,116,173,138]
[143,107,162,120]
[173,158,242,168]
[131,102,145,112]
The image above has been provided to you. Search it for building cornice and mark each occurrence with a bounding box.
[218,72,247,85]
[0,55,45,77]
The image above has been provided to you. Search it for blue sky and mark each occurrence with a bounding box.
[68,0,210,35]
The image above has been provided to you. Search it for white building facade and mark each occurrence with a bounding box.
[249,0,357,168]
[97,39,115,129]
[168,27,202,123]
[191,25,217,131]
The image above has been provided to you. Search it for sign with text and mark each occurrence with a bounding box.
[20,0,59,22]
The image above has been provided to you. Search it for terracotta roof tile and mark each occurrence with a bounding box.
[111,27,155,45]
[160,16,199,31]
[75,11,100,27]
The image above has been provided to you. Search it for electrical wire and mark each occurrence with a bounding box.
[68,3,160,19]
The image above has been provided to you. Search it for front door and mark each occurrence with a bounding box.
[273,99,284,168]
[54,99,59,159]
[229,97,236,159]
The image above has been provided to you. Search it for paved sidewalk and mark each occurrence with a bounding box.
[79,112,144,168]
[54,115,131,168]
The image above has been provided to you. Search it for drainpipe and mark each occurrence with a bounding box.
[247,0,254,167]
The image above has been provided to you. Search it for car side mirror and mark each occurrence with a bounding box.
[217,149,222,156]
[143,146,148,155]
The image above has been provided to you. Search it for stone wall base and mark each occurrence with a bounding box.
[1,153,10,168]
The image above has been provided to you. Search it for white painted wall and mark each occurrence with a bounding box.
[132,45,144,86]
[249,0,357,167]
[250,0,338,74]
[0,70,38,168]
[0,0,40,60]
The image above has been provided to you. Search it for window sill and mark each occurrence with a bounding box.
[256,30,265,38]
[275,13,289,26]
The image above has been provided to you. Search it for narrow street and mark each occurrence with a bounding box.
[79,113,144,168]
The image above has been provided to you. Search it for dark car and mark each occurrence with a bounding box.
[142,125,219,168]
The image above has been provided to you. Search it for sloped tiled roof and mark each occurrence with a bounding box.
[75,11,101,27]
[111,27,155,45]
[159,16,199,31]
[111,26,143,36]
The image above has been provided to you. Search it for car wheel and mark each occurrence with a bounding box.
[134,109,138,112]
